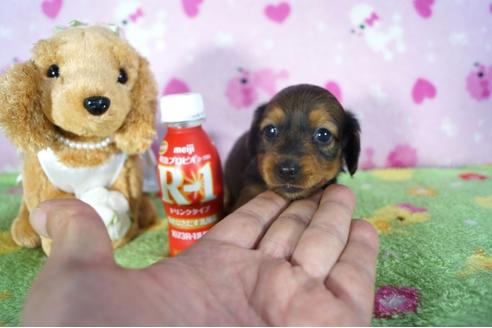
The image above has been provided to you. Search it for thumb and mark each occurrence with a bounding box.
[30,199,114,263]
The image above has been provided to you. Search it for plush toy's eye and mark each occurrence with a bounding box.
[478,71,484,78]
[117,68,128,84]
[359,24,365,29]
[314,128,332,144]
[263,124,279,140]
[47,64,59,78]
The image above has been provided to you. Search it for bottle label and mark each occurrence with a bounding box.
[157,128,223,256]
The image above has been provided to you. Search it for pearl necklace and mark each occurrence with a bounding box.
[56,134,113,150]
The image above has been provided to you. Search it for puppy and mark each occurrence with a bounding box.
[224,84,360,212]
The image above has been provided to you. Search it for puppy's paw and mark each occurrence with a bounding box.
[11,215,41,248]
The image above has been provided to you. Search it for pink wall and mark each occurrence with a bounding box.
[0,0,491,171]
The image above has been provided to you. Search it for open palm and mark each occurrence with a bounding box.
[23,185,378,326]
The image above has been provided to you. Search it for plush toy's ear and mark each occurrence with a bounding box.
[342,110,361,176]
[114,56,157,154]
[247,104,267,156]
[0,61,55,152]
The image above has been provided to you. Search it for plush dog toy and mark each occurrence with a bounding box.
[224,84,360,212]
[0,23,158,254]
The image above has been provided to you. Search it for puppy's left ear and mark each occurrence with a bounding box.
[341,111,361,175]
[247,104,267,156]
[114,56,157,154]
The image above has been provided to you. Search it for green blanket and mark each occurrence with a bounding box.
[1,167,491,326]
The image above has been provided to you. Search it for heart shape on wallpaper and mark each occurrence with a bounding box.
[413,0,435,18]
[265,2,291,23]
[41,0,63,19]
[324,81,343,103]
[182,0,204,18]
[162,78,190,95]
[412,78,436,104]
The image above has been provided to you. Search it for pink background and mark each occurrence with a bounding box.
[0,0,491,171]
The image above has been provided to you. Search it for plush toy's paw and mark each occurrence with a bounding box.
[41,236,52,256]
[138,195,158,228]
[78,187,131,241]
[111,223,139,249]
[11,214,41,248]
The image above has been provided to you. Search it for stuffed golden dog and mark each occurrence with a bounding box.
[0,24,158,254]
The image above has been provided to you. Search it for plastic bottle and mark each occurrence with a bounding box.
[157,93,223,256]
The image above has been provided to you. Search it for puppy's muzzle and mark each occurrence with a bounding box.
[84,96,111,116]
[276,159,301,182]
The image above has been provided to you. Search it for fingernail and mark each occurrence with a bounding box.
[29,206,49,237]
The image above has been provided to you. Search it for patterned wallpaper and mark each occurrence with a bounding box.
[0,0,491,171]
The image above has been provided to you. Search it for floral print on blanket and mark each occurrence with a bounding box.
[366,203,430,234]
[374,286,420,318]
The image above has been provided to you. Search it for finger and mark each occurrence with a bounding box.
[30,199,114,263]
[203,191,288,248]
[325,220,379,320]
[291,184,355,278]
[257,192,322,259]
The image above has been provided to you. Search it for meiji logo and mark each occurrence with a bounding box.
[173,144,195,155]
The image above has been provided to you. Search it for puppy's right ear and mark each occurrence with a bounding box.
[0,61,54,152]
[247,104,267,156]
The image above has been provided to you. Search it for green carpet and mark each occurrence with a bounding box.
[0,167,491,326]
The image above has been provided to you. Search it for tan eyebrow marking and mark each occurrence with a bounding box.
[309,108,338,137]
[260,106,286,129]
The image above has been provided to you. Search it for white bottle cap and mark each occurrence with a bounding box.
[159,93,206,123]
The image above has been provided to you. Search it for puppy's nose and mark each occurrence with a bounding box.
[277,160,300,181]
[83,96,111,116]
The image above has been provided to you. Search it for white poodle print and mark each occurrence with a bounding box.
[113,1,167,58]
[350,3,406,60]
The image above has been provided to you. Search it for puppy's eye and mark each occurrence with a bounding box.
[263,124,279,140]
[359,24,365,29]
[47,64,59,78]
[117,68,128,84]
[314,128,332,144]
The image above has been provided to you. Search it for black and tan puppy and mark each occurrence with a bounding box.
[224,84,360,212]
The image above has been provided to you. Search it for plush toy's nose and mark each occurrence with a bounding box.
[83,96,111,116]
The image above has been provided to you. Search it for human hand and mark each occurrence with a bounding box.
[23,184,379,326]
